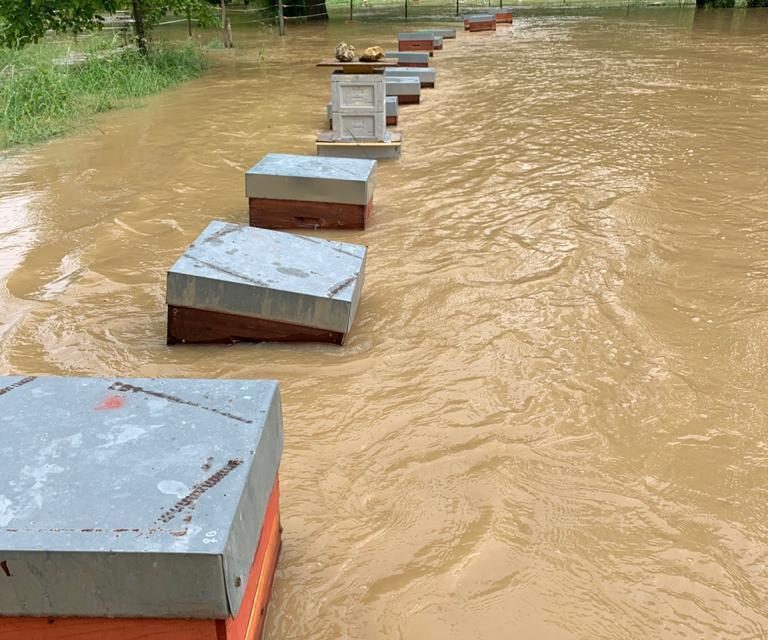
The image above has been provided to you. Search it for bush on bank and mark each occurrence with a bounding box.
[0,38,206,149]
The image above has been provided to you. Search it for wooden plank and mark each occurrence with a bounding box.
[223,480,281,640]
[167,305,345,346]
[249,196,371,230]
[0,616,220,639]
[397,40,433,53]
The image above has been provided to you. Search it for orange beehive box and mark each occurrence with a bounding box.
[0,376,285,640]
[0,480,282,640]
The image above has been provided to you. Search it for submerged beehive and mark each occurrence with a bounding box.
[166,221,367,345]
[491,7,513,22]
[385,76,421,104]
[464,14,497,31]
[384,66,436,89]
[398,31,436,55]
[385,50,430,67]
[431,28,456,39]
[246,153,377,230]
[0,375,284,640]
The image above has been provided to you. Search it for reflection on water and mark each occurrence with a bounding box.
[1,8,768,638]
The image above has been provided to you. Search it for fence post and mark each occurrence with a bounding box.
[349,0,353,20]
[405,0,408,20]
[278,0,285,35]
[456,0,459,15]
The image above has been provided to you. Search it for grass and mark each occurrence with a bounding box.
[0,36,207,149]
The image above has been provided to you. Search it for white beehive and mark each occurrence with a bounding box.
[330,73,387,142]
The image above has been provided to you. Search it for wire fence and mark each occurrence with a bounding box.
[325,0,694,20]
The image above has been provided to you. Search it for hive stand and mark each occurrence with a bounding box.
[246,153,376,230]
[166,221,367,345]
[0,376,284,640]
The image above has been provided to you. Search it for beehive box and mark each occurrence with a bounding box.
[385,76,421,104]
[330,72,386,142]
[384,66,436,89]
[246,153,376,230]
[491,7,513,22]
[398,32,436,55]
[328,96,398,127]
[167,221,367,345]
[384,50,430,67]
[431,28,456,39]
[464,14,497,31]
[0,375,284,640]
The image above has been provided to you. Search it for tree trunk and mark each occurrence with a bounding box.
[131,0,148,54]
[220,0,233,48]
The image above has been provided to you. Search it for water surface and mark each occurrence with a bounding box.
[1,8,768,638]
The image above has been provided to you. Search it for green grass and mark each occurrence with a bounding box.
[0,37,207,149]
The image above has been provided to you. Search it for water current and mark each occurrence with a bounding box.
[1,8,768,638]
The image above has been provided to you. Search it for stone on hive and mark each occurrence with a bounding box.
[166,221,367,345]
[246,153,377,230]
[0,375,284,640]
[335,42,355,62]
[359,46,384,62]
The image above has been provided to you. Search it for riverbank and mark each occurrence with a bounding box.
[0,38,207,149]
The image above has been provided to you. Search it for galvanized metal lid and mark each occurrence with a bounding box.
[0,376,283,619]
[167,221,367,335]
[245,153,376,205]
[398,31,439,40]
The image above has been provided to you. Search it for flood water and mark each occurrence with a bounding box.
[2,7,768,638]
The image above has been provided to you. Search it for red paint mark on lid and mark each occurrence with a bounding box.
[96,395,125,410]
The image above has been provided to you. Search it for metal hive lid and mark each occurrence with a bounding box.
[0,376,283,619]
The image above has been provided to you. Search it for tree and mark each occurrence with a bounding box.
[0,0,118,47]
[127,0,217,53]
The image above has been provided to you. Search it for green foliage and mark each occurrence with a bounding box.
[0,0,217,49]
[746,0,768,6]
[136,0,217,29]
[0,37,206,147]
[0,0,120,47]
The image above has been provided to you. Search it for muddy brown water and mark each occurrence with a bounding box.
[1,8,768,638]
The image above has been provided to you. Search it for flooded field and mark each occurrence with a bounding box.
[1,8,768,638]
